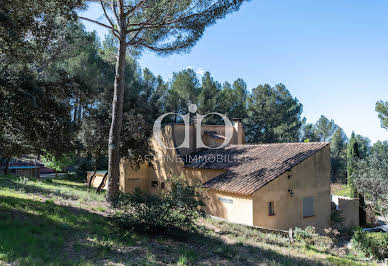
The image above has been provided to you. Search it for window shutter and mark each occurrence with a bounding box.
[268,202,275,216]
[303,197,314,217]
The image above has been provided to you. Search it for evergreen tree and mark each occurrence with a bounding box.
[354,134,371,159]
[198,72,222,120]
[219,78,248,120]
[167,68,200,121]
[314,115,337,142]
[80,0,246,200]
[301,119,321,142]
[375,100,388,130]
[330,128,348,182]
[245,83,303,143]
[347,132,360,197]
[371,140,388,160]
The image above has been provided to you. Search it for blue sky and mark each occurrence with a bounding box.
[79,0,388,143]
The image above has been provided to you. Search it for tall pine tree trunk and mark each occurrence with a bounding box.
[106,8,127,201]
[4,157,10,175]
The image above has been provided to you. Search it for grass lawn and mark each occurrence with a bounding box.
[0,174,375,265]
[331,184,354,197]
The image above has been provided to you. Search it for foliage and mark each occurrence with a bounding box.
[314,115,338,142]
[331,128,348,182]
[294,226,318,242]
[352,229,388,259]
[330,201,344,228]
[371,140,388,160]
[112,176,205,234]
[167,68,201,120]
[80,0,247,200]
[354,134,371,159]
[324,227,340,244]
[219,79,248,120]
[41,152,74,174]
[347,132,359,198]
[244,83,303,143]
[301,115,339,143]
[0,69,76,159]
[353,154,388,224]
[332,185,353,197]
[72,155,95,180]
[293,226,334,247]
[301,120,321,142]
[0,1,94,160]
[198,72,222,121]
[375,100,388,130]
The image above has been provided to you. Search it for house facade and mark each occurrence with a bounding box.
[100,120,331,232]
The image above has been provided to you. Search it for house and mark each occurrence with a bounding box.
[92,118,331,232]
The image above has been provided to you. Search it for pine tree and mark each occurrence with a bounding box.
[331,128,348,182]
[245,83,303,143]
[80,0,246,200]
[347,132,360,197]
[376,100,388,129]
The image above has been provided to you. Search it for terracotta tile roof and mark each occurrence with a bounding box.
[184,142,329,195]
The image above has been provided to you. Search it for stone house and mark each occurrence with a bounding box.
[93,119,331,232]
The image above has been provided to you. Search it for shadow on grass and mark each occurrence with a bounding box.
[0,175,99,201]
[51,179,97,193]
[0,194,335,265]
[0,194,134,265]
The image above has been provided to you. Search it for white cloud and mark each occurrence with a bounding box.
[186,66,206,76]
[195,67,206,76]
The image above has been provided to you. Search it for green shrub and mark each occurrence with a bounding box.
[112,176,205,234]
[294,226,318,242]
[293,226,333,247]
[73,156,94,181]
[352,228,388,259]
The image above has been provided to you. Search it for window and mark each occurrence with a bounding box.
[151,181,158,188]
[218,197,233,204]
[268,201,275,216]
[303,197,314,218]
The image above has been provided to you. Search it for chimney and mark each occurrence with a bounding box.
[233,118,245,145]
[192,114,200,153]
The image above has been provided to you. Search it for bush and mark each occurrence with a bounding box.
[112,176,205,234]
[73,156,94,181]
[293,226,333,247]
[324,227,340,244]
[294,226,318,242]
[352,228,388,259]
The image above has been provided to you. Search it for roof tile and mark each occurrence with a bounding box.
[184,142,329,195]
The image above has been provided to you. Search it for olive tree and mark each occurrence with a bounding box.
[354,155,388,224]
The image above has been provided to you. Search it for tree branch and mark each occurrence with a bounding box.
[133,40,188,52]
[126,0,222,29]
[100,0,115,28]
[79,16,120,38]
[124,0,147,17]
[111,0,119,23]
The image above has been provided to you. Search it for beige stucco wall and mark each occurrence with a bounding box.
[118,123,330,233]
[204,189,253,226]
[87,172,108,190]
[119,161,152,193]
[252,145,331,233]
